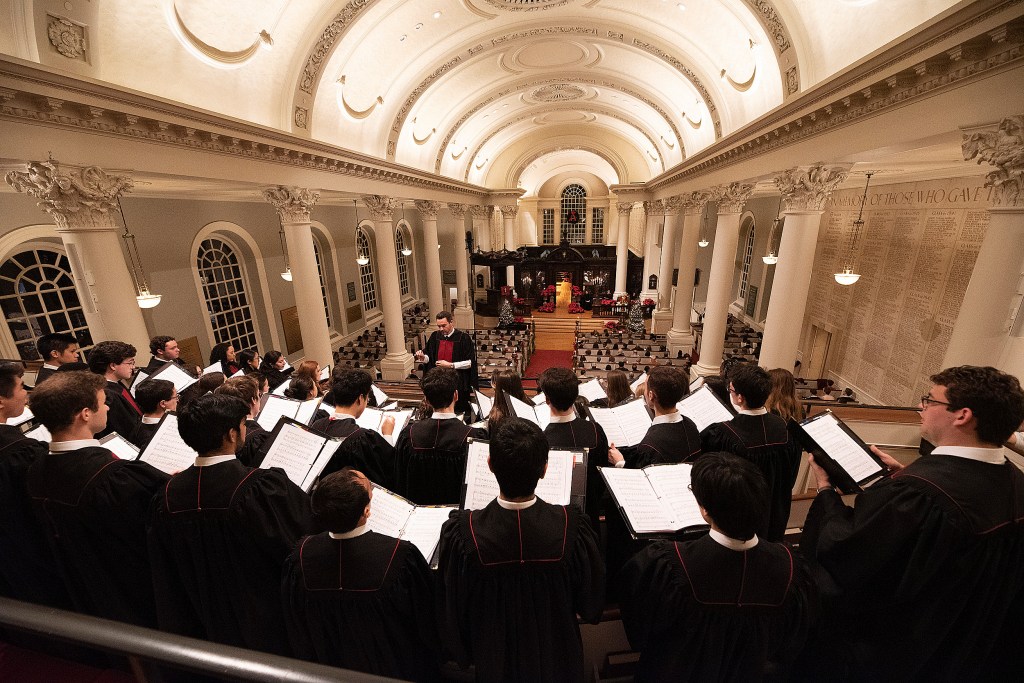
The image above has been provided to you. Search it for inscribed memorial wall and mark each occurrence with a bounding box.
[803,177,991,406]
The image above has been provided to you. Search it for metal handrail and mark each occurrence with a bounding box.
[0,597,399,683]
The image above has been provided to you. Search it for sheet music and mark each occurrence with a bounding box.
[464,441,501,510]
[532,392,546,406]
[260,421,326,487]
[689,376,705,392]
[272,379,289,396]
[508,394,539,426]
[129,371,149,397]
[600,467,674,534]
[25,423,51,442]
[356,407,384,432]
[367,486,413,538]
[99,432,140,461]
[630,372,648,394]
[578,379,607,402]
[299,439,343,492]
[318,365,330,381]
[677,385,733,432]
[8,406,34,427]
[148,362,199,393]
[388,409,412,438]
[139,414,198,475]
[403,506,456,562]
[201,362,221,376]
[476,391,493,419]
[230,368,245,378]
[616,400,654,446]
[535,450,573,505]
[256,394,300,431]
[535,402,551,430]
[371,384,389,406]
[801,413,882,482]
[588,407,628,446]
[647,464,704,529]
[294,398,323,425]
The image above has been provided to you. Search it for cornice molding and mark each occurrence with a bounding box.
[5,159,132,230]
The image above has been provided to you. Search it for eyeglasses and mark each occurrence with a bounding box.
[920,395,951,409]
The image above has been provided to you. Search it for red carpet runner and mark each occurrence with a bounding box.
[522,350,574,388]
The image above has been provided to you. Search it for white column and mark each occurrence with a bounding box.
[264,186,332,367]
[520,198,539,246]
[613,202,633,297]
[759,165,849,371]
[653,196,683,334]
[667,191,713,355]
[6,161,149,353]
[414,200,444,316]
[447,203,474,330]
[500,203,519,287]
[470,205,490,296]
[693,183,755,378]
[363,195,414,380]
[944,117,1024,370]
[640,200,663,301]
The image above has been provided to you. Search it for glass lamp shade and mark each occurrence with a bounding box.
[834,268,860,285]
[762,253,778,265]
[698,238,710,248]
[401,248,413,256]
[136,292,162,308]
[356,255,370,266]
[280,268,293,281]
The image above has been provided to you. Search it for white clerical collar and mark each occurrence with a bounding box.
[329,524,370,540]
[431,411,458,420]
[736,407,769,416]
[142,416,162,425]
[497,496,537,510]
[652,412,683,425]
[548,413,575,424]
[931,445,1006,465]
[155,357,172,364]
[331,413,356,421]
[49,439,101,452]
[42,363,59,371]
[709,528,759,550]
[194,454,236,467]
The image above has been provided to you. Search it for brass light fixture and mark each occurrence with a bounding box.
[278,226,292,281]
[834,172,873,286]
[354,199,370,266]
[400,202,412,256]
[116,198,162,308]
[762,196,783,265]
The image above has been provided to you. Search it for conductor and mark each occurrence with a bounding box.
[414,311,478,417]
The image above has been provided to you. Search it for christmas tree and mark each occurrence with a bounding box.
[499,297,514,328]
[627,299,645,335]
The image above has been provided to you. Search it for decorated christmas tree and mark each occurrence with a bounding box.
[627,299,645,335]
[499,297,514,327]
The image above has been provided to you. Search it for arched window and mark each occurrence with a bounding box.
[0,247,92,360]
[356,228,378,312]
[196,237,258,351]
[311,237,332,327]
[560,184,587,244]
[739,222,755,301]
[395,227,410,297]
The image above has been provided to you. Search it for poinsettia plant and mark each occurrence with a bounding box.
[567,302,584,314]
[513,298,525,305]
[538,302,555,313]
[601,299,614,306]
[571,285,582,296]
[642,298,655,307]
[543,285,556,295]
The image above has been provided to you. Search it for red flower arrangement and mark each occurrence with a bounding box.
[513,297,525,305]
[600,299,614,306]
[571,285,582,296]
[604,320,619,330]
[543,285,556,295]
[514,316,524,323]
[538,302,555,313]
[567,302,584,314]
[642,298,655,307]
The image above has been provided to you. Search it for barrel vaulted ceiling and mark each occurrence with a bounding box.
[1,0,963,194]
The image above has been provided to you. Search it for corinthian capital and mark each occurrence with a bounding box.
[499,204,519,219]
[616,201,635,216]
[447,202,468,219]
[663,195,684,215]
[362,195,397,221]
[774,165,849,212]
[5,160,133,230]
[414,200,442,218]
[263,186,320,222]
[963,114,1024,208]
[469,205,491,220]
[681,190,715,215]
[714,182,755,214]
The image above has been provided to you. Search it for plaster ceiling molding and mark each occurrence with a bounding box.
[527,83,589,102]
[47,16,87,62]
[336,75,384,120]
[474,0,576,12]
[513,145,626,193]
[740,0,800,96]
[500,38,601,74]
[162,0,276,70]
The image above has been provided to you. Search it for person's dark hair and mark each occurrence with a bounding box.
[719,356,746,380]
[766,368,803,423]
[539,367,579,411]
[729,363,771,409]
[645,366,687,408]
[87,340,136,375]
[421,367,458,409]
[930,366,1024,445]
[294,360,320,382]
[263,350,283,367]
[690,452,769,540]
[135,378,175,413]
[435,311,453,323]
[177,393,250,455]
[215,375,260,408]
[703,375,731,409]
[0,361,24,398]
[177,371,226,411]
[329,369,373,407]
[209,342,233,365]
[37,333,78,362]
[29,371,104,433]
[488,369,528,427]
[285,375,315,401]
[235,349,258,372]
[149,335,175,356]
[603,370,632,408]
[311,468,371,533]
[489,417,548,498]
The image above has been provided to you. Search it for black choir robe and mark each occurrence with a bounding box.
[701,412,801,541]
[143,357,193,377]
[619,415,702,468]
[0,427,72,608]
[437,499,605,683]
[26,446,168,626]
[134,419,160,452]
[147,458,312,655]
[801,453,1024,681]
[621,534,816,682]
[261,366,293,392]
[544,417,609,523]
[98,379,143,445]
[393,417,486,505]
[33,365,57,386]
[236,418,271,467]
[421,329,478,415]
[308,414,396,488]
[282,530,439,681]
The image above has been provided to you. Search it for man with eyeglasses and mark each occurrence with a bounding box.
[415,311,478,418]
[87,340,143,443]
[801,365,1024,680]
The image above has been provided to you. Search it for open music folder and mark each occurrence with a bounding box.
[144,360,199,393]
[676,384,734,432]
[600,463,709,539]
[356,406,412,438]
[577,378,607,403]
[137,413,199,475]
[461,440,586,511]
[367,484,456,565]
[507,394,552,429]
[587,398,652,447]
[790,410,888,493]
[255,395,323,431]
[258,418,344,492]
[99,432,140,461]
